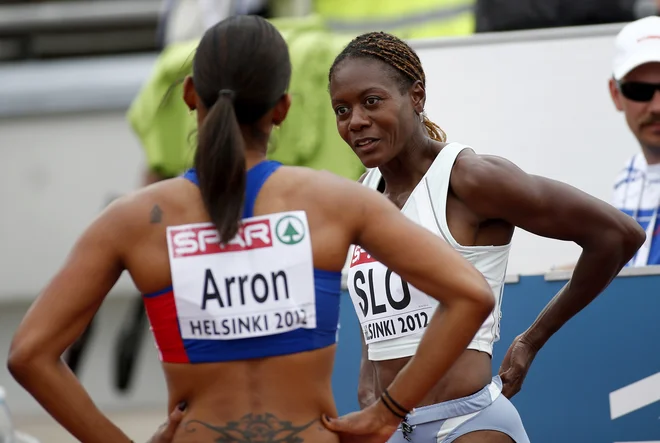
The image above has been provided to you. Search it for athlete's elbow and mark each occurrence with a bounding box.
[607,215,646,261]
[465,280,495,321]
[622,218,646,256]
[7,340,46,384]
[7,352,30,384]
[583,213,645,262]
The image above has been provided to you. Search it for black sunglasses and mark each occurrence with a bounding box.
[617,81,660,102]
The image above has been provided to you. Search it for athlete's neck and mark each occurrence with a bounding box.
[378,136,441,195]
[245,150,268,170]
[241,124,271,170]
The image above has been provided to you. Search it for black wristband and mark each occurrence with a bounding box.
[383,389,410,415]
[380,393,407,419]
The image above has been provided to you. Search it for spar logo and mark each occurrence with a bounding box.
[169,219,273,258]
[275,215,305,245]
[351,246,376,267]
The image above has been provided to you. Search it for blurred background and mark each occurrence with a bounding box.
[1,1,659,442]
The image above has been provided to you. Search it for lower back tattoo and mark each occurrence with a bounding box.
[184,413,318,442]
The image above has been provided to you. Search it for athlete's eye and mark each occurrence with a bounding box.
[365,97,381,106]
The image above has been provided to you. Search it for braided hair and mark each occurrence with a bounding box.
[329,32,446,143]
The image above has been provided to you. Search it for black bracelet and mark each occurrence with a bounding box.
[380,393,407,419]
[383,389,410,415]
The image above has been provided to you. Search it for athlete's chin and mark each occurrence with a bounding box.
[355,150,387,169]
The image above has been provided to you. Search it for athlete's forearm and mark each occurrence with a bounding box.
[382,298,490,411]
[9,359,132,443]
[357,343,377,409]
[523,232,641,351]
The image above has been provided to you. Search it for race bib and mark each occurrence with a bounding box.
[166,211,316,340]
[346,246,437,345]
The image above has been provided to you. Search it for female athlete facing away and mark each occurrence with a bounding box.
[7,16,495,443]
[325,32,645,442]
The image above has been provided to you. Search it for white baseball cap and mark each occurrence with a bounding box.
[613,16,660,81]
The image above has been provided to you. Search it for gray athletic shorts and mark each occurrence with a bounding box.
[387,376,530,443]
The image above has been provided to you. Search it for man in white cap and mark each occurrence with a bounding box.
[610,16,660,267]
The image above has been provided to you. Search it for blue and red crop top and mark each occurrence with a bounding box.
[143,160,342,364]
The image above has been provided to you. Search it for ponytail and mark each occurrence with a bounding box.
[191,16,291,243]
[423,114,447,143]
[195,90,245,243]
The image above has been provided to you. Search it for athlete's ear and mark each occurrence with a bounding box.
[183,76,198,112]
[409,80,426,116]
[272,94,292,126]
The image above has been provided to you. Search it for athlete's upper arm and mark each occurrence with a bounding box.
[450,152,645,250]
[342,180,492,308]
[9,199,133,363]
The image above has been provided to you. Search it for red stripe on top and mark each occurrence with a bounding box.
[143,290,189,364]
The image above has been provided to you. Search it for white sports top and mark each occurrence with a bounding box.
[346,143,511,361]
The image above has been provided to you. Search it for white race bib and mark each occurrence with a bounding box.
[166,211,316,340]
[346,246,436,345]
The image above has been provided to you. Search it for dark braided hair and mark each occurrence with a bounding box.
[329,32,446,143]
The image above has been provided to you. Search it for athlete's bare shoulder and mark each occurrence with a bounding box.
[93,177,201,247]
[137,177,203,221]
[450,149,515,196]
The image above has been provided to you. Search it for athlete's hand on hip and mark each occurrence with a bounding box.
[498,334,538,398]
[322,400,400,443]
[146,402,187,443]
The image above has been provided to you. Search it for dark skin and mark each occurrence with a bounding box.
[330,58,646,442]
[7,74,495,443]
